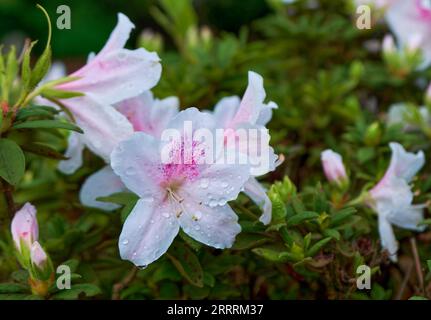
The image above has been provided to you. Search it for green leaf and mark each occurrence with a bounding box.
[16,106,57,121]
[231,233,270,250]
[20,142,68,160]
[13,119,83,133]
[268,189,286,221]
[409,296,428,300]
[286,211,319,227]
[330,207,357,227]
[306,237,332,257]
[427,260,431,273]
[252,247,289,262]
[51,284,101,300]
[0,283,29,294]
[168,242,204,287]
[40,88,84,99]
[21,41,37,91]
[0,139,26,186]
[323,228,341,240]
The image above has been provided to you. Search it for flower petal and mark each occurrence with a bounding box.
[119,198,179,266]
[58,48,161,105]
[66,95,134,162]
[98,13,135,55]
[256,101,278,126]
[386,142,425,182]
[11,203,38,252]
[386,1,431,69]
[387,204,426,232]
[243,177,272,225]
[178,198,241,249]
[111,132,163,198]
[57,14,161,105]
[181,160,250,207]
[378,213,398,262]
[58,132,85,174]
[116,91,179,137]
[213,96,240,128]
[79,166,126,211]
[230,71,266,127]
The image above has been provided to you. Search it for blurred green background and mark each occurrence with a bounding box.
[0,0,270,57]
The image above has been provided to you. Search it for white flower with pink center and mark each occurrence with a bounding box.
[111,108,250,266]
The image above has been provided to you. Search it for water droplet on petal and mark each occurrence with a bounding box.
[221,181,229,188]
[162,212,170,218]
[122,239,129,245]
[199,178,209,189]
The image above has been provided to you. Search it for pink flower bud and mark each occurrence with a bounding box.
[30,241,48,269]
[321,149,348,187]
[11,203,39,253]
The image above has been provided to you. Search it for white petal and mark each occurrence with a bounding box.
[66,95,134,162]
[58,132,85,174]
[178,198,241,249]
[256,101,278,126]
[180,160,250,207]
[79,166,126,211]
[110,132,163,198]
[59,48,162,105]
[230,71,266,127]
[99,13,134,55]
[213,96,240,128]
[387,142,425,182]
[119,198,179,266]
[243,177,272,225]
[387,204,426,232]
[378,213,398,262]
[386,1,431,69]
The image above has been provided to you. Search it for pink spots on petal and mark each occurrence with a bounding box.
[159,139,206,187]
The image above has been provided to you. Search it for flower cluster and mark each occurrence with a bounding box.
[33,13,279,267]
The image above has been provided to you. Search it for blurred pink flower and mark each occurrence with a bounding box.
[386,0,431,68]
[321,149,348,187]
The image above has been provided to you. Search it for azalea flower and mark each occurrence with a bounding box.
[385,0,431,69]
[368,142,426,262]
[321,149,348,188]
[40,13,162,170]
[212,71,279,225]
[111,108,250,266]
[11,203,39,253]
